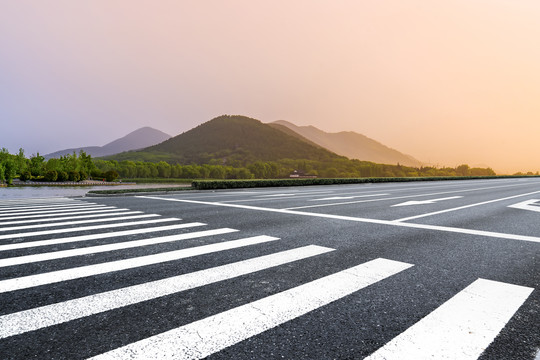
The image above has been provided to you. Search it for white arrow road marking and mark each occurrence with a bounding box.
[392,196,463,207]
[310,194,389,201]
[365,279,534,360]
[508,199,540,213]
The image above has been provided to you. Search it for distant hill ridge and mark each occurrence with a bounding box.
[107,115,344,164]
[45,126,171,159]
[269,120,422,167]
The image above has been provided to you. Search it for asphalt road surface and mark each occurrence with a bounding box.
[1,177,539,359]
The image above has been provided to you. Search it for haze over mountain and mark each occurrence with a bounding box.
[107,115,343,165]
[45,127,171,159]
[270,120,423,167]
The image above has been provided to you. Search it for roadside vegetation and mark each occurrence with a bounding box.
[1,147,537,187]
[0,148,117,185]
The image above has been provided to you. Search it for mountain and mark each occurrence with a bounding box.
[269,120,423,167]
[45,127,172,159]
[106,115,344,164]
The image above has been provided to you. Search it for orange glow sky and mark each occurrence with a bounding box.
[1,1,539,173]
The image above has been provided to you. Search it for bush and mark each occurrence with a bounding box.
[90,169,104,179]
[57,171,69,182]
[19,171,32,182]
[68,170,80,182]
[191,175,532,190]
[44,170,58,182]
[104,170,119,182]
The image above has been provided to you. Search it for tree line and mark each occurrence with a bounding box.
[92,158,497,180]
[0,148,118,185]
[0,147,501,185]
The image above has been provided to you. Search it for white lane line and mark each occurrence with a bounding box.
[138,197,540,244]
[508,199,540,213]
[90,258,413,360]
[0,202,97,213]
[0,205,108,218]
[255,193,297,197]
[0,214,160,232]
[0,209,133,225]
[391,196,463,207]
[284,182,540,210]
[311,193,389,201]
[365,278,534,360]
[0,232,284,293]
[394,190,540,222]
[0,217,179,241]
[0,223,206,252]
[0,223,214,267]
[219,192,337,204]
[0,245,334,339]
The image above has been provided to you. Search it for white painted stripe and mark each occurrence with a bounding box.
[0,201,77,209]
[0,205,108,218]
[0,232,284,293]
[90,258,412,360]
[139,196,540,244]
[0,198,76,205]
[0,223,196,252]
[0,213,160,232]
[0,245,333,339]
[394,191,540,222]
[0,217,179,241]
[284,184,540,210]
[391,195,463,207]
[0,209,133,225]
[0,207,121,221]
[0,202,97,213]
[0,223,213,267]
[365,279,534,360]
[0,197,75,204]
[311,193,388,201]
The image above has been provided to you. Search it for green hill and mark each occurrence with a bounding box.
[105,115,344,165]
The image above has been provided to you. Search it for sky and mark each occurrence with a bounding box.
[1,1,539,174]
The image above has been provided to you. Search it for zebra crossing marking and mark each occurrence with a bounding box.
[89,258,413,360]
[0,245,333,339]
[0,232,290,293]
[0,213,161,232]
[0,217,180,241]
[0,202,99,213]
[0,209,136,225]
[365,278,534,360]
[0,223,223,267]
[0,197,534,359]
[0,205,109,218]
[0,223,199,252]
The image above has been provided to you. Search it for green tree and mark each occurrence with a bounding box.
[29,153,45,176]
[15,148,28,175]
[3,158,16,185]
[157,161,171,178]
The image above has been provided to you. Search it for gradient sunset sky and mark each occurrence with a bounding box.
[1,1,539,174]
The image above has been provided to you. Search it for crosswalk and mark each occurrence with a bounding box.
[0,197,534,359]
